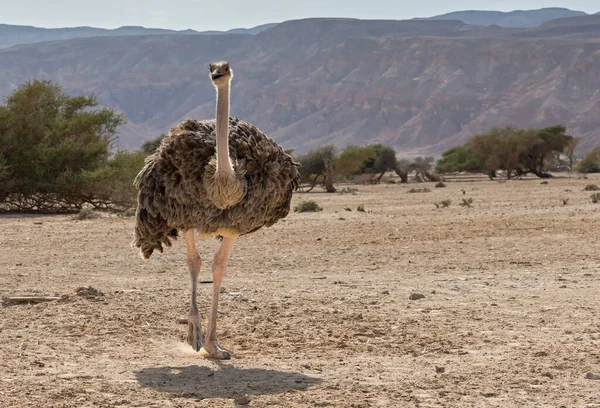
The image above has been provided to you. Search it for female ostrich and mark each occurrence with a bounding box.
[133,61,300,359]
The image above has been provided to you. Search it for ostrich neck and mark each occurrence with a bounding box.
[215,83,233,177]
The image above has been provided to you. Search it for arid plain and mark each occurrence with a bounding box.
[1,176,600,407]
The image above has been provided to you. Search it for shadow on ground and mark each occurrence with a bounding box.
[135,364,321,401]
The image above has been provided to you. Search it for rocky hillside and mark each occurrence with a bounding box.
[0,16,599,154]
[419,7,588,27]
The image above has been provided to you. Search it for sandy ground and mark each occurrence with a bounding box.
[1,175,600,407]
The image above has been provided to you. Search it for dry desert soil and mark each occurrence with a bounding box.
[1,176,600,407]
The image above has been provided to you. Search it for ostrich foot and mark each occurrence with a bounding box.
[187,315,204,352]
[199,343,231,360]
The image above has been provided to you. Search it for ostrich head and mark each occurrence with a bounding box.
[210,61,233,87]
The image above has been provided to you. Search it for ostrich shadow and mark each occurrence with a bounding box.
[135,364,321,401]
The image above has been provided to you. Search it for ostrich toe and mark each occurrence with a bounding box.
[200,344,231,360]
[187,315,203,352]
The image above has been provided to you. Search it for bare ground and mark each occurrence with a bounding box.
[1,176,600,407]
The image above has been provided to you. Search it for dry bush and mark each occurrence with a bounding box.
[435,182,446,188]
[357,204,365,212]
[591,193,600,204]
[460,198,474,208]
[584,184,600,191]
[562,198,569,206]
[407,188,431,193]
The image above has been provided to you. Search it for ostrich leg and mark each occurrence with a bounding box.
[201,235,237,359]
[184,230,204,352]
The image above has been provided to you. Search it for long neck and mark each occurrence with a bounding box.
[215,83,233,176]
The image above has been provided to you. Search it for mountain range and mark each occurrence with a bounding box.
[417,7,588,27]
[0,9,599,155]
[0,23,277,49]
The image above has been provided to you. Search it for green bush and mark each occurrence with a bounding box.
[0,80,127,213]
[584,184,599,191]
[81,150,147,210]
[294,200,322,213]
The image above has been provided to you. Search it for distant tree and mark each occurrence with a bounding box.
[466,125,576,179]
[297,145,337,192]
[411,156,440,181]
[0,80,127,212]
[577,147,600,173]
[562,136,581,171]
[337,144,400,183]
[140,134,166,154]
[394,159,411,183]
[435,144,491,178]
[337,145,374,179]
[371,145,398,183]
[519,125,574,177]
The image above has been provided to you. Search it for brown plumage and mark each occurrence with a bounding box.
[133,117,299,258]
[132,61,300,359]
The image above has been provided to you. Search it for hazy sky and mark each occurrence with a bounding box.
[2,0,598,31]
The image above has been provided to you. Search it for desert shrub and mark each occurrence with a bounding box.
[436,144,487,176]
[407,188,431,193]
[357,204,365,212]
[561,198,569,206]
[540,181,548,185]
[81,150,147,210]
[0,80,127,213]
[577,147,600,173]
[435,182,446,188]
[584,184,599,191]
[591,193,600,204]
[294,200,322,213]
[460,198,474,207]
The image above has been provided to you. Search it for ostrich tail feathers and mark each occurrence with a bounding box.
[133,200,178,259]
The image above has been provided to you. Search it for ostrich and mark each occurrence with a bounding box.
[133,61,300,359]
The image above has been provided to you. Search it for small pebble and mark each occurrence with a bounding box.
[586,372,600,380]
[235,395,251,405]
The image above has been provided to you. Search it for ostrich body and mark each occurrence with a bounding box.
[133,61,300,359]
